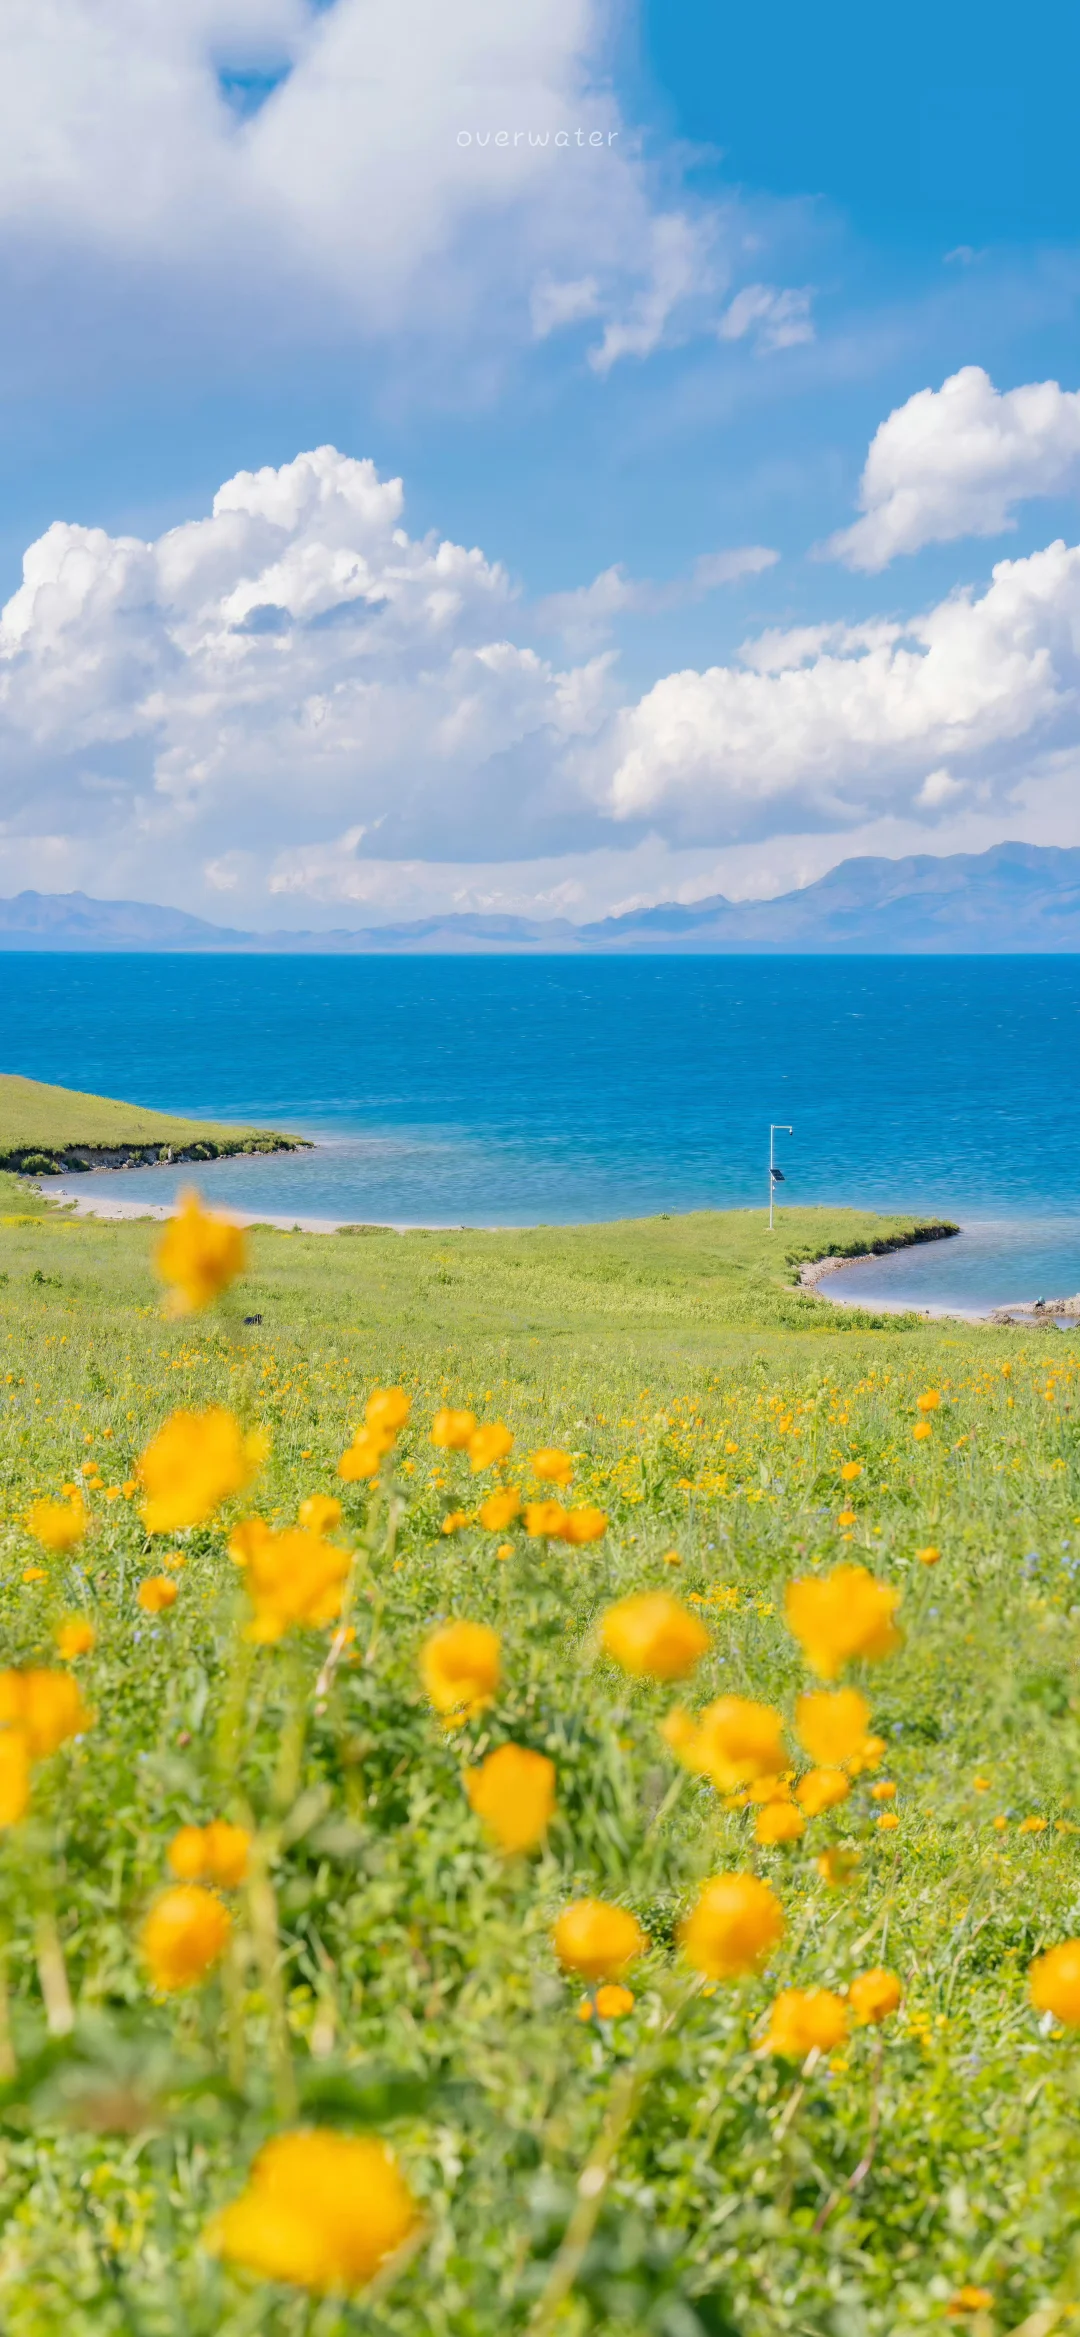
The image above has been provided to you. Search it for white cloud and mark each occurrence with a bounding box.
[718,283,814,353]
[534,544,778,649]
[7,444,1080,922]
[0,0,793,380]
[827,366,1080,571]
[591,537,1080,836]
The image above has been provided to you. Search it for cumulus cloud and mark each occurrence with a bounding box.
[827,366,1080,571]
[0,0,811,382]
[6,443,1080,921]
[590,538,1080,837]
[533,544,778,650]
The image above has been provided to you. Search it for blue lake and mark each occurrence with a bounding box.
[4,951,1080,1310]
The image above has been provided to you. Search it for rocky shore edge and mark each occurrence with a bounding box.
[3,1131,307,1178]
[794,1220,960,1290]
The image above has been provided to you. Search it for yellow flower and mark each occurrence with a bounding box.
[754,1800,805,1846]
[600,1592,710,1681]
[913,1421,933,1442]
[204,1821,251,1886]
[205,2130,418,2295]
[837,1508,857,1527]
[848,1966,902,2023]
[431,1408,477,1450]
[594,1983,634,2019]
[523,1500,569,1539]
[465,1743,556,1852]
[553,1898,647,1980]
[530,1447,574,1486]
[365,1387,410,1435]
[478,1487,521,1531]
[338,1426,394,1482]
[916,1545,941,1566]
[1030,1939,1080,2023]
[1019,1815,1047,1835]
[238,1525,351,1643]
[55,1617,95,1661]
[21,1567,46,1584]
[155,1189,246,1316]
[441,1510,471,1536]
[298,1495,343,1535]
[141,1886,231,1991]
[0,1732,30,1827]
[138,1408,265,1533]
[26,1492,88,1553]
[0,1668,91,1755]
[875,1810,899,1831]
[680,1873,784,1980]
[870,1779,896,1801]
[420,1621,500,1721]
[762,1987,848,2057]
[916,1389,941,1413]
[795,1688,873,1768]
[839,1461,862,1483]
[669,1696,787,1791]
[560,1506,608,1545]
[946,2289,994,2319]
[784,1564,902,1679]
[468,1422,514,1473]
[167,1824,208,1881]
[796,1767,850,1817]
[138,1576,179,1614]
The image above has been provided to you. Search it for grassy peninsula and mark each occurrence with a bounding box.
[0,1195,1076,2334]
[0,1071,304,1177]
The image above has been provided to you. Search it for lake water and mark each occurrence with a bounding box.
[4,951,1080,1311]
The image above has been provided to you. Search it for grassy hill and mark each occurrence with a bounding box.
[0,1070,302,1174]
[0,1196,1076,2335]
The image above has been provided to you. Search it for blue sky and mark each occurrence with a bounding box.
[1,0,1080,925]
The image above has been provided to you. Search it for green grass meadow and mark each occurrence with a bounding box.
[0,1194,1079,2336]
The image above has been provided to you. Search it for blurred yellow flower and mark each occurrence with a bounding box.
[365,1387,410,1435]
[21,1567,46,1584]
[784,1564,902,1680]
[0,1731,30,1827]
[0,1668,91,1755]
[141,1886,230,1991]
[916,1389,941,1413]
[916,1545,941,1566]
[55,1617,95,1661]
[1030,1939,1080,2023]
[465,1742,555,1852]
[298,1495,343,1535]
[237,1524,351,1643]
[431,1408,477,1449]
[913,1422,933,1442]
[26,1492,88,1553]
[679,1873,784,1980]
[138,1576,179,1615]
[205,2130,418,2294]
[167,1824,208,1881]
[155,1190,246,1316]
[849,1966,902,2023]
[523,1500,569,1538]
[138,1408,265,1533]
[946,2288,993,2318]
[870,1779,896,1801]
[553,1898,646,1980]
[601,1592,710,1681]
[795,1688,873,1768]
[420,1621,500,1721]
[441,1510,471,1535]
[839,1462,862,1484]
[468,1422,514,1473]
[560,1506,608,1545]
[168,1820,251,1887]
[594,1983,634,2019]
[875,1810,899,1831]
[668,1696,786,1792]
[762,1987,848,2057]
[754,1800,805,1846]
[797,1767,850,1817]
[338,1426,394,1482]
[530,1447,574,1485]
[1019,1815,1047,1835]
[478,1487,521,1531]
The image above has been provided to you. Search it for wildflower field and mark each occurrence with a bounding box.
[1,1181,1079,2337]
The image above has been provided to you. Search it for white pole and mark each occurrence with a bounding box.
[769,1125,792,1232]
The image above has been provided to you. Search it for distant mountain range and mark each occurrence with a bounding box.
[2,842,1080,952]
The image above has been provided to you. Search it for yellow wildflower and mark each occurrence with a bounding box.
[26,1492,88,1553]
[784,1564,902,1679]
[849,1966,902,2023]
[465,1743,555,1853]
[1030,1939,1080,2024]
[138,1408,265,1533]
[0,1733,30,1827]
[155,1189,246,1316]
[55,1617,95,1661]
[669,1696,787,1792]
[679,1873,784,1980]
[755,1800,805,1846]
[236,1525,351,1643]
[553,1899,646,1980]
[762,1987,848,2057]
[560,1506,608,1544]
[206,2130,418,2294]
[468,1422,514,1472]
[0,1668,91,1755]
[138,1576,179,1615]
[420,1621,500,1722]
[600,1592,710,1681]
[797,1767,850,1817]
[141,1886,230,1991]
[298,1495,343,1535]
[530,1448,574,1486]
[795,1687,873,1768]
[431,1408,477,1450]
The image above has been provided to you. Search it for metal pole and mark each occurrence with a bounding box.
[769,1126,792,1232]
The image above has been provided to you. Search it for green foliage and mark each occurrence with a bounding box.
[0,1201,1077,2332]
[0,1072,299,1166]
